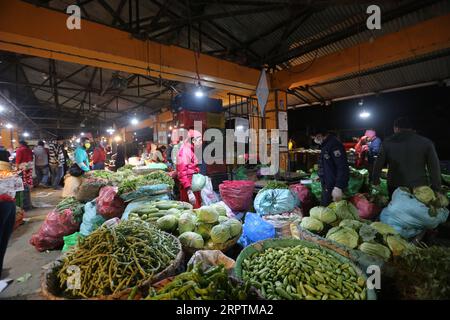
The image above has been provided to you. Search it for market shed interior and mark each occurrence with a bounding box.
[0,0,450,301]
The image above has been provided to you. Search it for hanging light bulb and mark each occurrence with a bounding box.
[195,82,204,98]
[359,110,371,119]
[131,118,139,125]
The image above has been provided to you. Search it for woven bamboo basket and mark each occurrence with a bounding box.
[40,234,184,300]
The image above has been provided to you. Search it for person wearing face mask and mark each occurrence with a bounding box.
[312,128,349,206]
[74,137,91,172]
[177,129,202,208]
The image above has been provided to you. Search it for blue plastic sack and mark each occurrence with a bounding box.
[380,188,449,239]
[79,201,106,236]
[121,195,170,220]
[238,213,276,247]
[254,189,299,216]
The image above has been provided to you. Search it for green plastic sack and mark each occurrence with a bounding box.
[147,163,168,171]
[347,168,369,196]
[308,172,322,201]
[191,173,207,192]
[62,232,82,252]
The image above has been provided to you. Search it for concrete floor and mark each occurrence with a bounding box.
[0,188,63,300]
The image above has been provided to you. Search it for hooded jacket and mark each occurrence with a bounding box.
[176,141,200,189]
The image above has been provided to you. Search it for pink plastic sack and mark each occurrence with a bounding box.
[96,186,125,219]
[350,193,381,220]
[219,180,255,212]
[289,184,314,215]
[30,209,80,252]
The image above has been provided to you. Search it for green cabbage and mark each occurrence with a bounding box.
[218,216,229,223]
[339,219,364,231]
[359,242,391,261]
[222,219,242,238]
[300,217,324,233]
[196,207,219,224]
[210,224,232,244]
[195,223,215,240]
[326,226,359,249]
[413,186,436,205]
[328,200,359,221]
[386,235,410,256]
[310,206,337,224]
[370,222,398,235]
[434,192,449,208]
[167,208,181,217]
[212,204,227,216]
[359,224,378,242]
[156,215,178,232]
[178,213,197,234]
[179,232,204,249]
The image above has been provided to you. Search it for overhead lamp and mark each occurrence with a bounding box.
[5,123,13,129]
[134,132,137,136]
[23,132,30,137]
[12,139,16,143]
[80,132,85,136]
[107,128,115,135]
[169,126,173,130]
[114,135,122,143]
[0,104,4,112]
[358,99,364,107]
[131,118,139,125]
[359,110,371,119]
[76,138,80,143]
[194,82,204,98]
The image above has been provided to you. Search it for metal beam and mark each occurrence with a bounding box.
[268,0,443,66]
[0,0,259,94]
[112,0,128,27]
[272,13,450,90]
[98,0,127,28]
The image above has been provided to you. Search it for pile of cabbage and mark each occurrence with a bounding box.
[155,203,243,249]
[299,200,411,261]
[413,186,449,216]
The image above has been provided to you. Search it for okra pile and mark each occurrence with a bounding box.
[241,245,367,300]
[57,220,180,299]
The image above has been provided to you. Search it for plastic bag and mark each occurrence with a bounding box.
[96,186,126,219]
[254,188,299,216]
[76,178,108,202]
[380,188,449,239]
[219,180,255,212]
[30,209,80,251]
[201,177,220,206]
[62,232,82,252]
[346,168,369,196]
[263,207,303,238]
[191,173,207,192]
[187,250,235,272]
[350,193,381,220]
[238,212,276,247]
[290,184,314,215]
[79,201,106,236]
[62,175,83,198]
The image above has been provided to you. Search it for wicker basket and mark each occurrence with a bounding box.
[234,238,377,300]
[40,234,184,300]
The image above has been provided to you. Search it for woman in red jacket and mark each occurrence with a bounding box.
[92,142,107,170]
[176,129,202,208]
[15,140,34,188]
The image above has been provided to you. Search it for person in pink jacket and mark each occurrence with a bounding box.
[177,129,202,208]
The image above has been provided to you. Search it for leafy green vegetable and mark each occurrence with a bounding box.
[300,217,324,233]
[359,224,378,242]
[370,222,398,236]
[413,186,436,205]
[310,206,337,224]
[156,215,178,232]
[222,219,242,238]
[326,226,359,249]
[261,180,289,191]
[210,224,232,244]
[339,219,364,231]
[178,213,197,234]
[178,232,204,249]
[328,200,359,221]
[196,207,219,224]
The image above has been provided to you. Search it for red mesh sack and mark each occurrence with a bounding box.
[219,180,255,212]
[96,186,125,219]
[350,193,381,220]
[289,184,314,215]
[30,209,80,252]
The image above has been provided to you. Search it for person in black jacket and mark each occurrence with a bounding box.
[312,128,350,206]
[372,117,441,197]
[0,144,10,162]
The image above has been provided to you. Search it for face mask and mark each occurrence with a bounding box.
[314,137,323,145]
[84,143,91,149]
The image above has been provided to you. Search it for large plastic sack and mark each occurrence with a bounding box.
[263,207,303,238]
[346,168,369,196]
[120,184,170,202]
[238,212,276,247]
[201,177,220,206]
[191,173,207,192]
[96,186,126,219]
[254,188,299,216]
[187,250,235,272]
[219,180,255,212]
[79,201,106,236]
[380,188,449,239]
[350,193,381,220]
[30,209,80,251]
[62,175,83,198]
[290,184,314,215]
[76,178,108,202]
